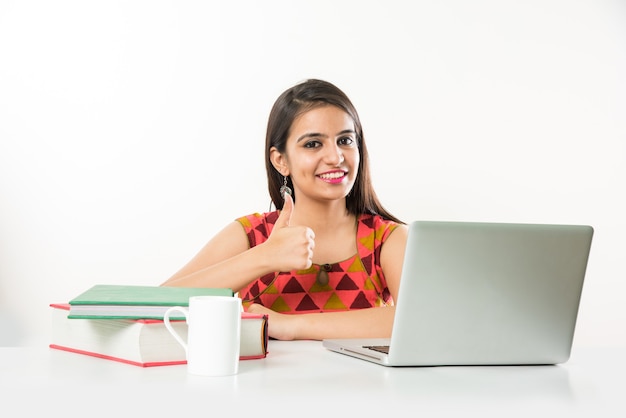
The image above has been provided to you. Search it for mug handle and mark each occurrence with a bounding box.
[163,306,189,354]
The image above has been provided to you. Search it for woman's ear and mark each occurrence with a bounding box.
[269,147,289,176]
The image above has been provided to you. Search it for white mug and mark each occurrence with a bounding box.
[163,295,241,376]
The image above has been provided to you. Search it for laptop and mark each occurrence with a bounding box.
[323,220,593,366]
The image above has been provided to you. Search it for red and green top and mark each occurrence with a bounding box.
[236,212,399,314]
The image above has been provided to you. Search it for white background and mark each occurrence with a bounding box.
[0,0,624,348]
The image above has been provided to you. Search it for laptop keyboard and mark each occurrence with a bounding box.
[364,345,390,354]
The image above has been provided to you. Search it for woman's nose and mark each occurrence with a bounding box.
[326,144,344,166]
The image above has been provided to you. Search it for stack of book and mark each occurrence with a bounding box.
[50,284,269,367]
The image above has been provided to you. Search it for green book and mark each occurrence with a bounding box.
[68,284,234,320]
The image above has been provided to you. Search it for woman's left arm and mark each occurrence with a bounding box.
[248,224,408,340]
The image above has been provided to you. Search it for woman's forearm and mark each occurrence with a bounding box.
[248,303,396,340]
[161,243,273,291]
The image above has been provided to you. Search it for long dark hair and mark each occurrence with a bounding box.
[265,79,403,224]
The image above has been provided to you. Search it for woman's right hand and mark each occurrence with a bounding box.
[264,193,315,272]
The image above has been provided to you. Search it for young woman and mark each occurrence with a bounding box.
[162,79,407,340]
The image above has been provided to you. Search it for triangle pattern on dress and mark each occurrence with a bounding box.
[350,291,373,309]
[260,273,276,286]
[323,292,348,310]
[283,277,306,293]
[336,274,359,290]
[309,281,333,292]
[246,282,260,300]
[237,212,398,313]
[361,215,375,229]
[296,294,320,311]
[265,282,279,294]
[360,253,373,276]
[270,296,291,313]
[347,257,365,273]
[255,223,268,238]
[358,229,375,251]
[363,277,376,291]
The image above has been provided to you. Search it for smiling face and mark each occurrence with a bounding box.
[270,105,360,204]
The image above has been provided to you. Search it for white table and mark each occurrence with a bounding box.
[1,341,623,417]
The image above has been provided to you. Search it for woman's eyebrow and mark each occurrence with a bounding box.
[296,132,326,143]
[296,129,356,143]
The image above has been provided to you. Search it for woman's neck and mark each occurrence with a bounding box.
[289,198,355,232]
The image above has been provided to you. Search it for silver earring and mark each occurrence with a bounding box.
[280,176,292,199]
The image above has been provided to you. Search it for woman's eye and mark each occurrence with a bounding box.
[338,136,355,146]
[304,140,321,148]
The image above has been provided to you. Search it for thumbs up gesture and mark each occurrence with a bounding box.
[265,193,315,272]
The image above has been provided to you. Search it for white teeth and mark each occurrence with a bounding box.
[319,172,345,179]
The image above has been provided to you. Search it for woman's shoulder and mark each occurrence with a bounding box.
[357,213,400,241]
[236,211,280,231]
[358,213,399,229]
[235,211,281,247]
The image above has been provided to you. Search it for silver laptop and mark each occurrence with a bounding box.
[323,221,593,366]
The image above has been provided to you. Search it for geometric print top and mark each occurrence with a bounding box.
[236,212,399,314]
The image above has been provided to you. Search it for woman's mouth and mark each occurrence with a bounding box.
[317,171,347,184]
